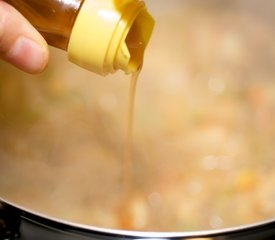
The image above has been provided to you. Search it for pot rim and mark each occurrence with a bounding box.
[1,197,275,239]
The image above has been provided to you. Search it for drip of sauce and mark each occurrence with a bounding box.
[127,69,141,150]
[118,10,154,228]
[118,68,143,230]
[122,68,142,191]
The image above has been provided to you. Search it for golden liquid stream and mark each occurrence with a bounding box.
[117,68,142,230]
[123,68,141,191]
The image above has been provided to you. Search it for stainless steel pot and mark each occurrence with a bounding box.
[1,198,275,240]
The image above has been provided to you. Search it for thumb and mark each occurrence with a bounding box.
[0,1,49,74]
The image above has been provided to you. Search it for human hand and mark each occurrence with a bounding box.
[0,1,49,74]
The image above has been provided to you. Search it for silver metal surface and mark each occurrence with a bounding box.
[1,198,275,240]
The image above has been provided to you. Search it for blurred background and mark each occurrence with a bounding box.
[1,0,275,232]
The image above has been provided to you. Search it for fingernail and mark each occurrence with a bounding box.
[6,36,49,74]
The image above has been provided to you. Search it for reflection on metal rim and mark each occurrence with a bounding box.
[1,198,275,240]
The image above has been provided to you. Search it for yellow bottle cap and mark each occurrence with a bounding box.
[67,0,155,75]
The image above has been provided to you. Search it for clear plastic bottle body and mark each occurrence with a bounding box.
[4,0,83,50]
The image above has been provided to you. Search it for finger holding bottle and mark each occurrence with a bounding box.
[0,1,49,74]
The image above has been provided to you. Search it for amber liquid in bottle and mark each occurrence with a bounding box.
[4,0,84,50]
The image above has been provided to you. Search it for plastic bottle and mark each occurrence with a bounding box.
[4,0,155,75]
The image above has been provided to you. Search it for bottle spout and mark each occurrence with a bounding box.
[67,0,154,75]
[115,7,155,73]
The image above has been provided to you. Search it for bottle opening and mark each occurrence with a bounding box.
[115,8,155,74]
[125,9,155,73]
[68,0,154,75]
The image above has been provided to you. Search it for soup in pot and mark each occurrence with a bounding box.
[0,0,275,232]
